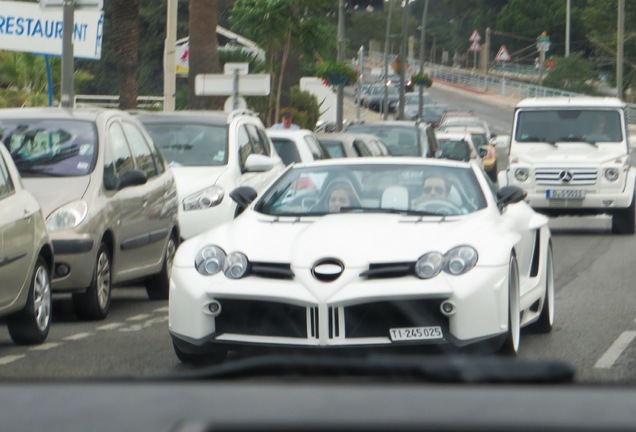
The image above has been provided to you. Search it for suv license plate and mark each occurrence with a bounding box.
[389,326,443,341]
[547,189,585,200]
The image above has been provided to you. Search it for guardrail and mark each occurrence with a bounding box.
[364,51,635,124]
[74,95,164,110]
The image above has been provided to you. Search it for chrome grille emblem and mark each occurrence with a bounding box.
[558,170,573,183]
[312,259,344,282]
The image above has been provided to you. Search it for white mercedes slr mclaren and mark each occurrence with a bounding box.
[169,158,554,363]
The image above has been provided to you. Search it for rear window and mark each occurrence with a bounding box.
[346,124,420,157]
[0,119,97,177]
[271,138,301,165]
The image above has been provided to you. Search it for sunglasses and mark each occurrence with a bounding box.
[424,186,445,194]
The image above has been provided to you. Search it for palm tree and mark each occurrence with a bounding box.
[111,0,141,109]
[188,0,222,109]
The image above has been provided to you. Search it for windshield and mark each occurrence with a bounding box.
[256,163,486,216]
[0,119,97,177]
[143,122,228,166]
[515,110,623,143]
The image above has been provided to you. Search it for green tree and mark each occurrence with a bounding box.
[542,52,597,94]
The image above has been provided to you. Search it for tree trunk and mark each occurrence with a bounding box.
[188,0,221,110]
[111,0,140,110]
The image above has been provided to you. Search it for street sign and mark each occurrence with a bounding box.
[494,45,511,62]
[469,41,481,52]
[0,1,103,59]
[195,74,271,96]
[40,0,103,9]
[469,30,481,42]
[224,62,249,75]
[536,32,550,52]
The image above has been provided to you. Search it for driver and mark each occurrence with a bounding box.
[412,175,450,208]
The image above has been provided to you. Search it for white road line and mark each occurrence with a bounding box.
[29,342,62,351]
[0,355,25,365]
[63,332,93,341]
[127,314,151,321]
[154,306,169,313]
[97,323,125,331]
[594,331,636,369]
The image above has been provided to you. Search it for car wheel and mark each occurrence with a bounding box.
[499,254,520,356]
[7,257,52,345]
[528,244,554,333]
[611,192,635,234]
[145,232,178,300]
[73,243,111,320]
[173,342,227,365]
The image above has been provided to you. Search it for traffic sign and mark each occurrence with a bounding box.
[469,30,481,42]
[536,32,550,52]
[224,62,249,75]
[195,74,271,96]
[469,41,481,52]
[494,45,511,62]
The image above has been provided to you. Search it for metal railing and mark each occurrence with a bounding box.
[74,94,164,110]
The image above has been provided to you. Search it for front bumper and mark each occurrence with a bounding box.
[168,264,510,352]
[50,235,97,292]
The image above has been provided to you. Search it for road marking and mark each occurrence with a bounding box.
[594,331,636,369]
[119,316,169,332]
[97,323,125,331]
[29,342,62,351]
[127,314,151,321]
[64,332,93,341]
[154,306,169,313]
[0,355,25,365]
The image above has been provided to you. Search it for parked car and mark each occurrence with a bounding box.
[438,115,494,140]
[362,84,399,112]
[0,142,54,344]
[137,110,285,240]
[316,132,391,158]
[435,132,483,163]
[438,126,497,181]
[344,120,439,158]
[266,129,330,165]
[392,92,435,120]
[169,157,554,363]
[0,107,180,319]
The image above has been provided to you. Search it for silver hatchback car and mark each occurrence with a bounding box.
[0,108,180,320]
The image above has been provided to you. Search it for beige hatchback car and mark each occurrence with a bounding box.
[0,142,54,344]
[0,108,179,320]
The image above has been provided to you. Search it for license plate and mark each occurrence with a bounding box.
[389,326,443,341]
[546,189,585,200]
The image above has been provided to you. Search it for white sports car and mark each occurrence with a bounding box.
[169,158,554,363]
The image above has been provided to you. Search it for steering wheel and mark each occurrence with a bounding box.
[414,199,463,215]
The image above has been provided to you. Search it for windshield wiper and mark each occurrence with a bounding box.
[556,136,598,147]
[521,137,558,147]
[166,353,576,384]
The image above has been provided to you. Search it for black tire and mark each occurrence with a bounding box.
[528,245,554,333]
[72,243,111,320]
[173,342,227,365]
[611,193,635,234]
[499,254,521,356]
[145,233,178,300]
[7,257,52,345]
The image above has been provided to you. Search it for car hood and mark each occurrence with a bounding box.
[22,176,91,217]
[512,144,627,164]
[177,209,514,269]
[170,166,227,198]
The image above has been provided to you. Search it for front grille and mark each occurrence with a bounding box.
[344,299,447,338]
[360,262,413,279]
[535,167,597,185]
[215,299,307,338]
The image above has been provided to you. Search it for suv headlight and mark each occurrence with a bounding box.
[46,200,88,232]
[183,186,224,211]
[514,168,529,182]
[604,167,619,182]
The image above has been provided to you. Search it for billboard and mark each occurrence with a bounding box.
[0,1,103,59]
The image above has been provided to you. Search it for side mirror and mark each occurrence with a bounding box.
[496,185,526,209]
[245,154,276,172]
[230,186,258,216]
[117,169,147,190]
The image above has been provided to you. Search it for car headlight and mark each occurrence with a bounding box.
[415,252,444,279]
[224,252,249,279]
[604,167,619,182]
[45,200,88,232]
[444,246,478,275]
[195,246,226,276]
[183,186,224,211]
[514,168,529,182]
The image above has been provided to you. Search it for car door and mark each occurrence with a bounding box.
[0,151,35,307]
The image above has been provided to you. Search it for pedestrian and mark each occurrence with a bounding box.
[271,112,300,130]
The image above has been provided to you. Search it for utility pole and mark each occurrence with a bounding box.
[164,0,177,111]
[336,0,345,130]
[397,0,409,120]
[356,45,364,121]
[617,0,624,99]
[382,0,394,120]
[418,0,429,120]
[565,0,570,57]
[61,0,75,108]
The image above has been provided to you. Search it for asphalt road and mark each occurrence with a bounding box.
[0,88,635,385]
